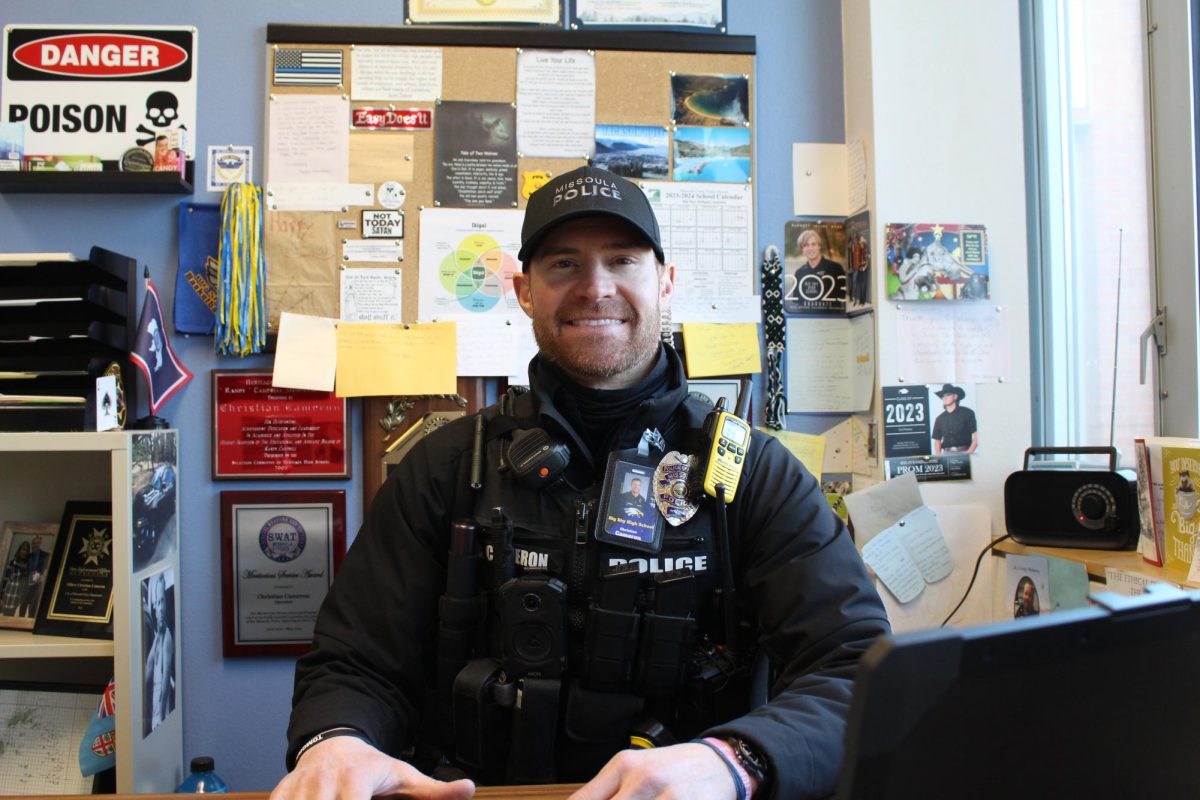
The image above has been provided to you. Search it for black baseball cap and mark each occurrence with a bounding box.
[518,165,664,266]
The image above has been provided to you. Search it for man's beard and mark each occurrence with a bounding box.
[532,299,663,384]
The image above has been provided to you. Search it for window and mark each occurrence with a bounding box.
[1024,0,1163,464]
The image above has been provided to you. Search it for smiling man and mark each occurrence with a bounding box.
[275,167,888,800]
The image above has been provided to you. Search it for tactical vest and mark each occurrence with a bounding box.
[432,388,758,785]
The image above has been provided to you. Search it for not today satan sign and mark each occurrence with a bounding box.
[2,25,197,160]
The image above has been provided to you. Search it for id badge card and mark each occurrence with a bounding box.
[595,450,664,554]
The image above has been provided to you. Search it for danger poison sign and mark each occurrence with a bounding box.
[11,33,189,78]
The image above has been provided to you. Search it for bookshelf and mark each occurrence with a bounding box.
[0,431,183,792]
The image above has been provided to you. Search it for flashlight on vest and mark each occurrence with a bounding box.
[629,717,676,750]
[507,428,570,489]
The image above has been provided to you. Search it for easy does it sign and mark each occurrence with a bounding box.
[2,25,197,160]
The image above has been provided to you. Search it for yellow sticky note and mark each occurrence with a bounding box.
[681,323,761,377]
[335,322,457,397]
[759,428,826,478]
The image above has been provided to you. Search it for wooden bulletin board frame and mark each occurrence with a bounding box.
[264,24,756,509]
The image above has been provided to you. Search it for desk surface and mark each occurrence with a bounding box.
[37,789,582,800]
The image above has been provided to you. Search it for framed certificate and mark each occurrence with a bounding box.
[571,0,726,32]
[220,490,346,657]
[212,370,350,480]
[33,502,115,640]
[406,0,561,24]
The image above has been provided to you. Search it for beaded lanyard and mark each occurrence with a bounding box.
[216,183,267,356]
[760,245,787,430]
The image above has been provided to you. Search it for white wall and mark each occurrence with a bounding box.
[844,0,1033,625]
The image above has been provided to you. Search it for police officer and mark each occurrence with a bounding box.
[272,166,889,800]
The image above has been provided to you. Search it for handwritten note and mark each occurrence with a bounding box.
[264,211,339,326]
[843,471,923,546]
[785,313,874,412]
[455,317,520,377]
[273,312,337,391]
[335,322,457,396]
[895,302,1012,383]
[350,46,442,101]
[681,323,761,377]
[759,428,825,478]
[267,94,349,184]
[861,506,954,604]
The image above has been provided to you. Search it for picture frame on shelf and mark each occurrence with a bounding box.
[0,520,60,631]
[220,490,346,657]
[33,502,115,640]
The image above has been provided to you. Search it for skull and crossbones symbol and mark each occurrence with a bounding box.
[135,91,184,145]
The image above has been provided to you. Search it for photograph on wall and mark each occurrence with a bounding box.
[783,220,848,315]
[844,209,872,311]
[140,567,176,738]
[882,383,977,482]
[131,430,178,572]
[670,73,749,127]
[592,124,669,179]
[671,126,750,183]
[0,521,58,631]
[434,100,517,208]
[687,378,743,412]
[885,222,990,301]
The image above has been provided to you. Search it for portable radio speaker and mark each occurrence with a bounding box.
[1004,447,1139,550]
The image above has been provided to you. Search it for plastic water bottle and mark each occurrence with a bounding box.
[176,756,228,793]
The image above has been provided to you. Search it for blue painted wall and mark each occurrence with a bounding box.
[0,1,843,789]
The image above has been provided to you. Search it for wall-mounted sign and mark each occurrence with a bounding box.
[351,106,432,131]
[2,25,198,161]
[362,209,404,239]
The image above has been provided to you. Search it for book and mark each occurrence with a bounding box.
[1160,443,1200,573]
[1138,437,1200,573]
[1134,438,1163,566]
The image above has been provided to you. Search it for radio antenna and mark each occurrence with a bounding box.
[1109,228,1124,450]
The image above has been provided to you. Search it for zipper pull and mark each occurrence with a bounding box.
[575,500,589,545]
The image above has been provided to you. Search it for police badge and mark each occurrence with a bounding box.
[654,451,700,527]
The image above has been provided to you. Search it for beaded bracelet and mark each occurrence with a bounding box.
[694,737,752,800]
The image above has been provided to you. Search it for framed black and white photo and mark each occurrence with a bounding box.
[571,0,726,32]
[141,567,177,737]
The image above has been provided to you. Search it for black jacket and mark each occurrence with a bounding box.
[288,347,890,798]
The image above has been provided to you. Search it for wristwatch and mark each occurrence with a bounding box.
[728,737,770,786]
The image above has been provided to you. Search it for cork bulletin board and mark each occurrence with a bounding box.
[263,24,756,502]
[263,24,756,328]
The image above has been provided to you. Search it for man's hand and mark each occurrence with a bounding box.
[269,736,475,800]
[569,742,737,800]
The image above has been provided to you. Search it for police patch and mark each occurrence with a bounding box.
[259,515,306,562]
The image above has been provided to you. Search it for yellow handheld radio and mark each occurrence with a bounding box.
[700,378,752,503]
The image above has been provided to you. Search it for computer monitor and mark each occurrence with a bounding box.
[836,584,1200,799]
